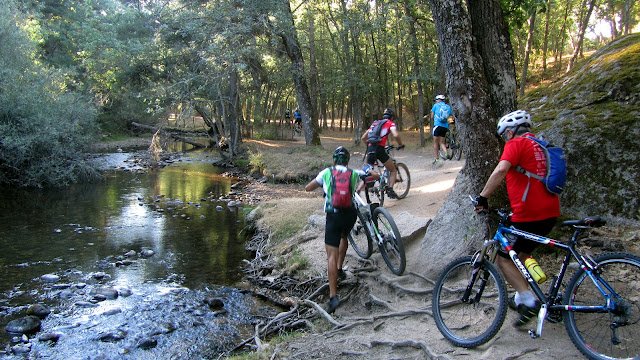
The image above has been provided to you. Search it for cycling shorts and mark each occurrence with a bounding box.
[365,144,390,165]
[497,217,557,259]
[433,126,448,137]
[325,208,357,247]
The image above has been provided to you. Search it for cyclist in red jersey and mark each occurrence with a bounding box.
[360,108,404,198]
[475,110,560,327]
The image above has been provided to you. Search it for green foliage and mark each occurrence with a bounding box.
[0,1,99,188]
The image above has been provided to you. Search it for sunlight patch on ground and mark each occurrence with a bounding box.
[414,178,455,193]
[245,139,284,148]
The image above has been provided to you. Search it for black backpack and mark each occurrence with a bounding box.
[367,119,388,144]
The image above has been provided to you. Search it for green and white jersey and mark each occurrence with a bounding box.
[314,165,363,213]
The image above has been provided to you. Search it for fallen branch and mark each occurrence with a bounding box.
[131,121,206,148]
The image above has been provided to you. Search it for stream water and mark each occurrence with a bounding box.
[0,150,270,359]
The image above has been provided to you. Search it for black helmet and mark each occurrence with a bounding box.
[383,108,394,118]
[333,146,350,165]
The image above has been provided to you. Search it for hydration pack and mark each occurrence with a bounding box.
[330,168,353,209]
[515,136,567,202]
[367,119,388,144]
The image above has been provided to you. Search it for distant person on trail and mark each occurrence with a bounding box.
[474,109,560,328]
[360,108,404,199]
[285,108,291,121]
[430,94,453,166]
[305,147,377,314]
[294,108,302,126]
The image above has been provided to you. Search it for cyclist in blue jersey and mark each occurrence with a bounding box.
[430,95,452,165]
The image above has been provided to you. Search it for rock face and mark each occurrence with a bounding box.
[521,33,640,225]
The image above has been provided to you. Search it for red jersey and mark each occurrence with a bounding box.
[367,120,396,146]
[501,133,560,222]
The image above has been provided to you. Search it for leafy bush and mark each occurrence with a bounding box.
[0,2,100,188]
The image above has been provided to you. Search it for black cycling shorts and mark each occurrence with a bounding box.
[432,126,448,137]
[365,144,390,165]
[497,217,557,259]
[325,208,357,248]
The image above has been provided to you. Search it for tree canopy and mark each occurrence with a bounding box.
[1,0,637,187]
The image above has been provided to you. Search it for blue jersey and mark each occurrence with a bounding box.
[431,102,452,128]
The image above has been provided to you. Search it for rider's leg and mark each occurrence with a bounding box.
[433,136,441,160]
[337,235,348,273]
[383,158,397,188]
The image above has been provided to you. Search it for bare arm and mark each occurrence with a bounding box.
[360,129,369,143]
[305,179,321,192]
[480,160,512,198]
[390,127,403,147]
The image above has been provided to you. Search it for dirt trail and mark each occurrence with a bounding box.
[254,131,585,360]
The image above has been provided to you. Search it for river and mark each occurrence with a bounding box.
[0,149,270,359]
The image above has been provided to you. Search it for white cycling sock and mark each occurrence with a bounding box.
[515,291,537,308]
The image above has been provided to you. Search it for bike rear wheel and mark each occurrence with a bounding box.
[348,210,373,259]
[392,162,410,199]
[373,207,405,275]
[563,252,640,360]
[451,133,463,160]
[432,256,507,348]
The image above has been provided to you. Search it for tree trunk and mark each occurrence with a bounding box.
[419,0,515,277]
[542,0,551,73]
[279,1,321,146]
[568,0,597,72]
[404,0,425,147]
[520,10,537,98]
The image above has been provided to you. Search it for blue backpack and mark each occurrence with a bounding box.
[515,136,567,202]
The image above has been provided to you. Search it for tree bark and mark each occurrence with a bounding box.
[419,0,515,277]
[542,0,551,73]
[278,1,321,146]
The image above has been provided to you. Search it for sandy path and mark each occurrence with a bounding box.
[266,131,585,360]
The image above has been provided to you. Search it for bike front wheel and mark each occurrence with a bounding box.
[373,207,405,275]
[563,252,640,360]
[451,134,463,160]
[348,210,373,259]
[392,162,410,199]
[432,256,508,348]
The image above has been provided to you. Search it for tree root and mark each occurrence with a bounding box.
[369,340,451,360]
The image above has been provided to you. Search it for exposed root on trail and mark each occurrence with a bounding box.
[228,229,449,358]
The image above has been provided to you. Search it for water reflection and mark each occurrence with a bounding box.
[0,153,252,332]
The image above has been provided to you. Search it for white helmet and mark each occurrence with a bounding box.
[496,110,531,136]
[435,94,445,101]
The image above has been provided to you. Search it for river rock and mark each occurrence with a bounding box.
[117,287,133,297]
[40,274,60,283]
[98,329,127,342]
[75,301,99,308]
[90,286,119,300]
[38,332,62,342]
[124,250,137,257]
[140,248,155,258]
[26,304,50,319]
[203,295,224,309]
[136,337,157,349]
[5,315,41,334]
[11,344,31,355]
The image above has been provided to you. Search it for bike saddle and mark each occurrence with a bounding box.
[561,216,606,228]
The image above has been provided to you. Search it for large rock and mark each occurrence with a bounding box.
[5,316,41,334]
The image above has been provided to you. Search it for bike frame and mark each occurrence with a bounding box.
[474,215,622,337]
[353,192,383,245]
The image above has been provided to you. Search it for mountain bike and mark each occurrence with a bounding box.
[293,121,302,135]
[369,145,410,207]
[347,180,406,275]
[432,196,640,360]
[438,116,462,161]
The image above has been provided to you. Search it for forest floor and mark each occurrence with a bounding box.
[235,129,637,360]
